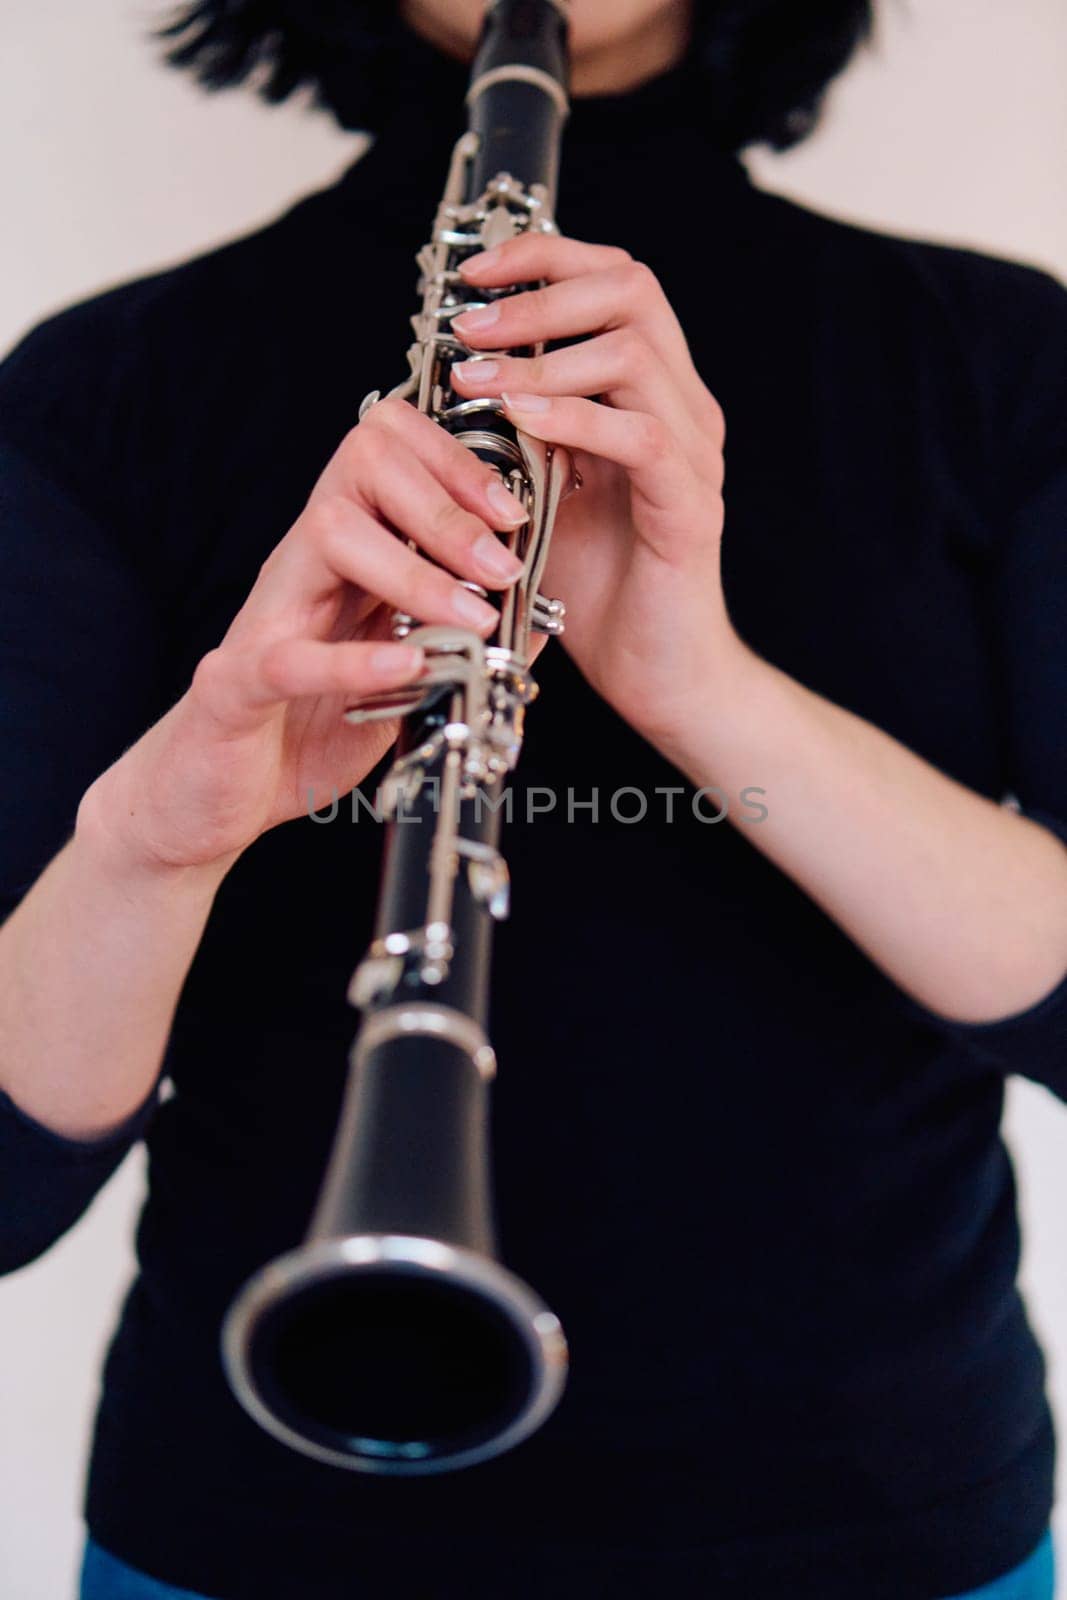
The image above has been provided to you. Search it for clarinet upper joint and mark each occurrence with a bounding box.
[348,132,577,750]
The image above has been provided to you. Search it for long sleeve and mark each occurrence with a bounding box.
[0,1080,160,1275]
[0,323,167,1272]
[898,265,1067,1090]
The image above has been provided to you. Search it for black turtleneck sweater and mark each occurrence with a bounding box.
[2,41,1067,1600]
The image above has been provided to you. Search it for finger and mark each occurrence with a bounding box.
[499,392,704,520]
[193,639,425,734]
[350,429,528,590]
[450,330,696,446]
[254,502,502,646]
[459,240,714,431]
[526,630,550,669]
[293,499,502,633]
[342,396,530,532]
[452,258,692,373]
[459,233,631,286]
[250,495,502,635]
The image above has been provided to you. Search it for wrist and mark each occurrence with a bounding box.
[75,767,236,902]
[644,629,774,773]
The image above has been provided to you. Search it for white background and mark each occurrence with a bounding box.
[1,2,1066,1596]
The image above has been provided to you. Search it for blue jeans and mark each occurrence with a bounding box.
[79,1530,1056,1599]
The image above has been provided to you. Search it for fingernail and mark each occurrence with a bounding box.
[371,644,423,676]
[453,302,501,333]
[452,586,498,629]
[473,532,524,582]
[453,358,499,383]
[502,391,551,413]
[487,480,529,525]
[460,246,501,277]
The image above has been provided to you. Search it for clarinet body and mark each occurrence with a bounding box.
[222,0,574,1475]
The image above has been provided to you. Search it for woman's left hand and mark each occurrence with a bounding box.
[454,237,1067,1032]
[451,234,745,750]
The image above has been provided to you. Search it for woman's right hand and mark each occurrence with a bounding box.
[77,398,531,875]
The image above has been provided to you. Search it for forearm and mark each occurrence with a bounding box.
[0,810,229,1142]
[661,647,1067,1024]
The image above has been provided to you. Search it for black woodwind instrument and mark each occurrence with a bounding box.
[222,0,574,1475]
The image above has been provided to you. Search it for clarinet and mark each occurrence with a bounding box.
[222,0,574,1475]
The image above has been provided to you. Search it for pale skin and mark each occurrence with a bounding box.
[1,0,1065,1143]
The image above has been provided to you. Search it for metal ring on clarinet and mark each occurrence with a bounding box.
[222,1235,568,1475]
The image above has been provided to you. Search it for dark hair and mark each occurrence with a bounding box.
[158,1,873,151]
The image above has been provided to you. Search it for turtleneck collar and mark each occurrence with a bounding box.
[337,23,751,246]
